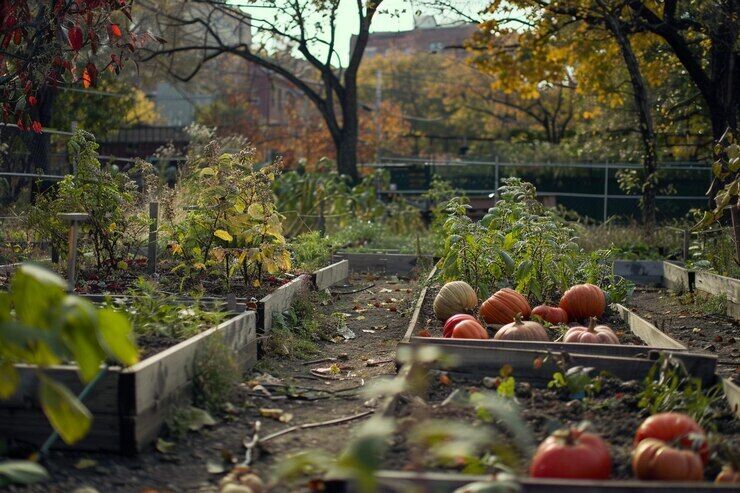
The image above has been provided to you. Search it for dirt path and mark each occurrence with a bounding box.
[10,274,418,493]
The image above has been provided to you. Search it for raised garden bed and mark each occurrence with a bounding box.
[0,310,256,454]
[694,270,740,320]
[332,252,434,277]
[401,274,718,387]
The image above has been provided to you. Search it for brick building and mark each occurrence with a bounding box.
[351,15,476,58]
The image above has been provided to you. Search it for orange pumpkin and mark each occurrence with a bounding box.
[559,284,606,321]
[532,305,569,324]
[494,313,549,341]
[563,318,619,344]
[632,438,703,481]
[451,319,488,339]
[481,288,531,324]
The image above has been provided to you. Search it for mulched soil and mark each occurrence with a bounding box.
[417,285,644,345]
[383,371,740,481]
[5,273,420,493]
[628,287,740,382]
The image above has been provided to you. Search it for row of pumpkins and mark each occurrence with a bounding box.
[433,281,620,344]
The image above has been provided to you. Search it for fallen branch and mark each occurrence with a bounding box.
[259,410,374,444]
[241,420,262,466]
[330,283,375,295]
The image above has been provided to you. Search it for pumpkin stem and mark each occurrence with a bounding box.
[513,312,524,324]
[553,427,580,446]
[587,317,597,332]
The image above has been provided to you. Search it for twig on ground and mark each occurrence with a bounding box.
[241,421,261,466]
[330,283,375,295]
[259,411,374,444]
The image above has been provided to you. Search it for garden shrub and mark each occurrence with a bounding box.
[437,177,631,303]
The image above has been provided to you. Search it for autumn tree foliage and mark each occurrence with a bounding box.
[0,0,146,132]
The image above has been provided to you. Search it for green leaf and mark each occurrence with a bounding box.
[0,360,19,399]
[39,376,92,444]
[247,203,265,220]
[0,461,49,486]
[97,309,138,366]
[200,167,216,177]
[59,297,105,382]
[213,229,233,242]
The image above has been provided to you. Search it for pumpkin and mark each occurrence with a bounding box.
[494,313,549,341]
[530,427,612,479]
[559,284,606,321]
[443,314,478,338]
[716,465,740,483]
[632,438,703,481]
[451,319,488,339]
[634,412,708,464]
[433,281,478,320]
[563,317,619,344]
[531,305,569,324]
[480,288,531,324]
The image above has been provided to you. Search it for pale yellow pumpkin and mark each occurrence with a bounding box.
[433,281,478,320]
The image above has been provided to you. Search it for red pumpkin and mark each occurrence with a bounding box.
[531,305,569,324]
[716,465,740,483]
[559,284,606,321]
[451,319,488,339]
[494,313,549,341]
[530,427,612,479]
[443,314,477,338]
[632,438,703,481]
[634,412,708,464]
[480,288,531,324]
[563,317,619,344]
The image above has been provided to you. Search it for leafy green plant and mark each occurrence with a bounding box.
[165,137,291,289]
[27,130,149,270]
[290,231,333,271]
[0,264,137,444]
[638,355,724,430]
[548,366,602,399]
[108,278,227,341]
[437,178,631,302]
[192,335,240,412]
[261,290,330,358]
[675,291,727,315]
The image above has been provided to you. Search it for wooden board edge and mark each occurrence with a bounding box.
[312,259,350,290]
[401,267,436,343]
[325,470,740,493]
[694,270,740,304]
[662,260,694,292]
[615,304,686,350]
[257,274,311,333]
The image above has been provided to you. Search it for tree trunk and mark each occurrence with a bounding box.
[605,13,658,230]
[336,129,360,183]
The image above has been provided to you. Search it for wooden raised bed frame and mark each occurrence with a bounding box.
[401,269,718,387]
[0,259,350,453]
[0,311,256,454]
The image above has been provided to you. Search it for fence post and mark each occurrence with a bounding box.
[682,229,690,262]
[147,202,159,274]
[603,162,609,223]
[494,157,500,202]
[59,213,89,292]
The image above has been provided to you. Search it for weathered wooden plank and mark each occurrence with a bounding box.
[332,252,435,277]
[120,384,192,454]
[123,311,256,416]
[326,471,740,493]
[1,364,122,413]
[313,260,349,290]
[723,377,740,419]
[695,270,740,304]
[0,262,22,274]
[615,304,686,350]
[404,340,716,387]
[0,408,122,452]
[662,260,694,292]
[402,268,436,343]
[258,275,310,332]
[613,260,664,285]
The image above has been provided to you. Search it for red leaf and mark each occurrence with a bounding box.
[31,121,42,133]
[108,23,122,38]
[82,63,97,88]
[27,96,37,106]
[68,26,83,51]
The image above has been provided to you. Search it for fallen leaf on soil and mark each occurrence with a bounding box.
[155,438,175,454]
[336,323,356,340]
[279,412,293,423]
[380,288,393,293]
[418,329,431,337]
[74,458,98,470]
[259,408,285,420]
[388,305,398,312]
[186,407,217,431]
[372,325,388,331]
[356,315,366,320]
[439,374,451,386]
[693,327,702,333]
[363,329,376,334]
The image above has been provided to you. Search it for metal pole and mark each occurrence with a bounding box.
[147,202,159,274]
[67,221,79,292]
[375,69,382,163]
[683,229,690,261]
[603,162,609,223]
[494,157,500,202]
